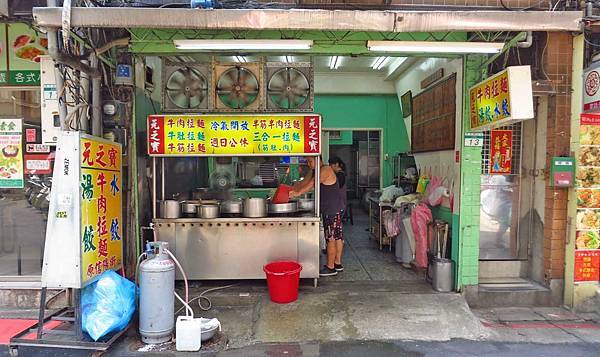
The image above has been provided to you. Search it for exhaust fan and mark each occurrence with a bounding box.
[265,62,313,112]
[162,60,211,112]
[214,62,263,111]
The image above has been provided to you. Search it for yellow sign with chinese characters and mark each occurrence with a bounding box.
[469,66,534,131]
[147,114,321,156]
[79,137,122,285]
[470,71,511,130]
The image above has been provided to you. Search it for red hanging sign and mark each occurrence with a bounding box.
[574,250,600,282]
[489,130,513,174]
[25,128,36,143]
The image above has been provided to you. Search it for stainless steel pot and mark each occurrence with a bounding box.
[242,197,267,218]
[297,198,315,212]
[268,201,298,214]
[198,204,220,219]
[221,199,243,215]
[180,200,201,215]
[158,200,181,218]
[192,188,211,200]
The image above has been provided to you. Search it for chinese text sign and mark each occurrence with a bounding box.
[470,71,511,130]
[79,137,123,285]
[489,130,513,175]
[147,115,321,156]
[575,250,600,282]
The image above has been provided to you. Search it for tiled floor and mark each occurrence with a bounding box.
[322,205,421,282]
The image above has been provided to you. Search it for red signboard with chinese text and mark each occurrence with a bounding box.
[25,128,36,143]
[489,130,513,174]
[24,153,54,174]
[147,114,321,156]
[575,250,600,282]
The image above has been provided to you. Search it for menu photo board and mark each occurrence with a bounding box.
[0,118,24,188]
[469,66,534,131]
[575,113,600,283]
[5,23,47,86]
[147,114,321,156]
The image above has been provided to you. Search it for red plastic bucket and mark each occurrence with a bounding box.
[263,261,303,304]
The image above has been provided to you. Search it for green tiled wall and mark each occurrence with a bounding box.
[456,55,487,289]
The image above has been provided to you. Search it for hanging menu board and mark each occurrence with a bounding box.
[411,74,456,153]
[575,113,600,283]
[147,114,321,156]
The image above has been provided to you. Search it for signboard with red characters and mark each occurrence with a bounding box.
[469,66,534,131]
[489,130,513,174]
[41,132,122,289]
[147,114,321,156]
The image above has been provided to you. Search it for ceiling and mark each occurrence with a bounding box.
[167,55,410,73]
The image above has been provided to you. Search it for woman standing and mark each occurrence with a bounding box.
[329,157,347,213]
[290,157,344,277]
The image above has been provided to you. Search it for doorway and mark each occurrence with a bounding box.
[322,129,420,282]
[326,129,382,201]
[479,123,524,260]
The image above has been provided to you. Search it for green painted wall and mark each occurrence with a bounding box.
[315,95,410,187]
[455,54,487,289]
[329,130,353,145]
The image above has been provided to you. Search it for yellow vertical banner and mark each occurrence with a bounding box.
[79,136,123,285]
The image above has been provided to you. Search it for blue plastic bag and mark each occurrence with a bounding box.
[81,270,138,341]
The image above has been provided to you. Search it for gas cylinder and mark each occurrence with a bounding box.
[139,241,175,344]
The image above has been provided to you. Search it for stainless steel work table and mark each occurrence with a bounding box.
[153,216,320,285]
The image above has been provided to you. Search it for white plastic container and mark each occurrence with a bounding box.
[176,316,202,352]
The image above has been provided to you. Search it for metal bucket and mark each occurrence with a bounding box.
[431,258,453,292]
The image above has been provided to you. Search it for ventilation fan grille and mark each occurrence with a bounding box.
[265,62,313,112]
[214,63,263,112]
[162,60,211,112]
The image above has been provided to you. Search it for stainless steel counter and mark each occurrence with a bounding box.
[153,217,320,282]
[154,216,319,223]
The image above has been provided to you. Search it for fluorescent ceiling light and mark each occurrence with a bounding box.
[329,56,341,70]
[174,39,313,51]
[371,56,390,70]
[367,41,504,54]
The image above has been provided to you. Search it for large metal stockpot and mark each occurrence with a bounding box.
[221,199,243,215]
[297,198,315,212]
[180,200,201,216]
[158,200,181,218]
[268,201,298,215]
[242,197,267,218]
[198,204,220,219]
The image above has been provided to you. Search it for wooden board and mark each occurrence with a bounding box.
[411,73,456,153]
